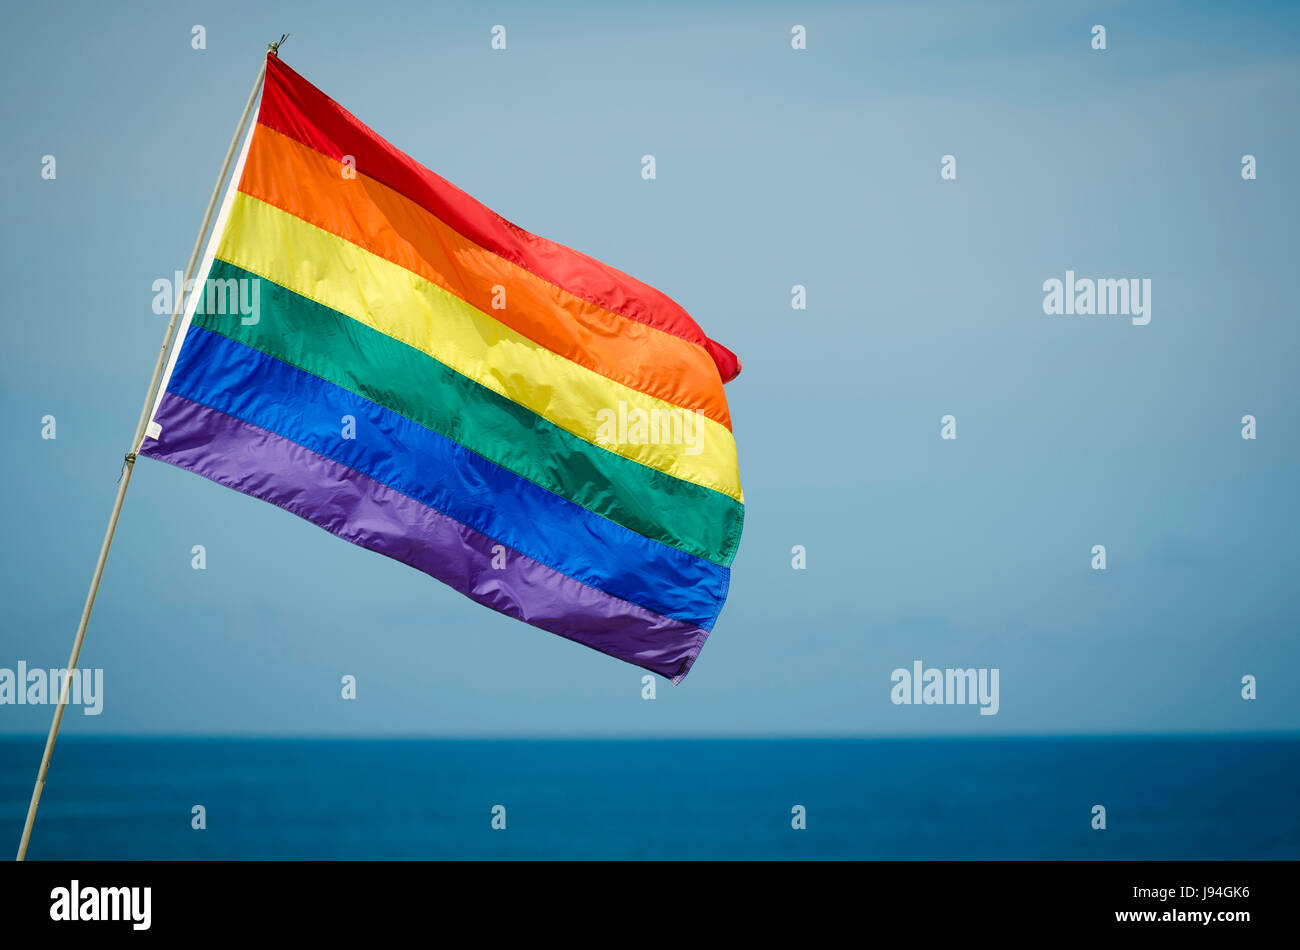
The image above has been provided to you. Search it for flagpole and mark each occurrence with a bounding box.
[15,40,283,862]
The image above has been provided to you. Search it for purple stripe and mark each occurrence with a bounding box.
[140,392,709,681]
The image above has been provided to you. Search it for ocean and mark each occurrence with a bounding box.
[2,736,1296,860]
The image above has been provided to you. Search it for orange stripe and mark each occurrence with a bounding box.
[238,124,733,430]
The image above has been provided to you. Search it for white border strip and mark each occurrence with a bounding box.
[145,117,259,439]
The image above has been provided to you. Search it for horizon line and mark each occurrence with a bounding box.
[0,729,1296,742]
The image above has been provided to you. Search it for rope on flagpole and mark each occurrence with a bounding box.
[15,45,277,862]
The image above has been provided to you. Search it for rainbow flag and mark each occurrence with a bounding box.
[139,54,743,682]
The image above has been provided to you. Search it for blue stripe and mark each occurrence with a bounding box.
[163,325,729,628]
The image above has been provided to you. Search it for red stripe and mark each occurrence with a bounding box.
[258,54,741,383]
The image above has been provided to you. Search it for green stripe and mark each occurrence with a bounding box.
[193,259,743,566]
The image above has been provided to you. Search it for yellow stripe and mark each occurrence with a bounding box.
[217,193,743,502]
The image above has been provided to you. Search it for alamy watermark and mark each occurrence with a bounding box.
[0,661,103,715]
[595,401,703,455]
[1042,270,1151,325]
[152,271,261,325]
[50,880,150,930]
[890,660,999,715]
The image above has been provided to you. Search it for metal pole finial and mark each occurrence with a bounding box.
[268,33,289,56]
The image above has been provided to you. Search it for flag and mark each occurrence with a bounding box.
[139,54,743,682]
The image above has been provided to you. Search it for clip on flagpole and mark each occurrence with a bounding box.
[14,42,282,862]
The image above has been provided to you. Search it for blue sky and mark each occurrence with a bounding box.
[1,0,1296,736]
